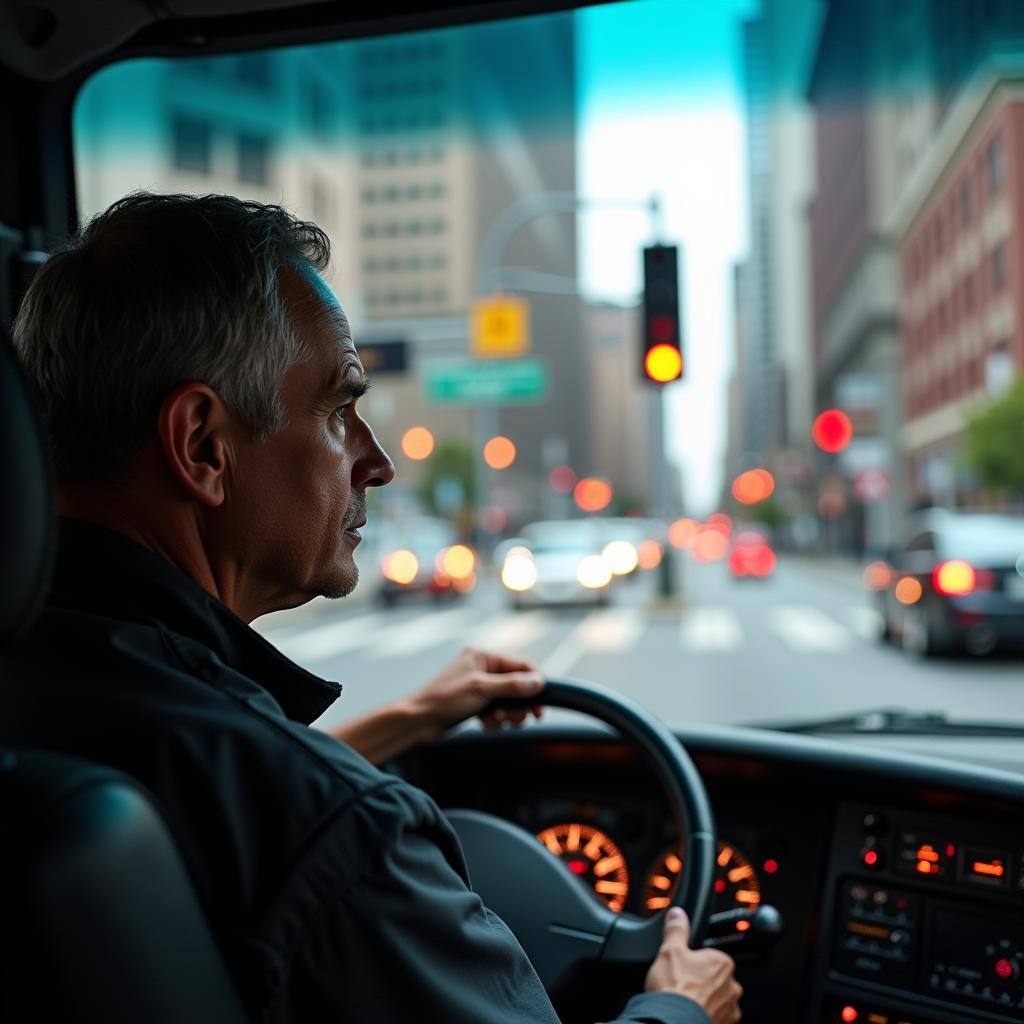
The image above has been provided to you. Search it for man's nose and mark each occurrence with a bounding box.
[355,423,395,489]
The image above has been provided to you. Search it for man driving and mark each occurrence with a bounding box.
[3,192,741,1024]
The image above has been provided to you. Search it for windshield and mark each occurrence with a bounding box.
[72,0,1024,733]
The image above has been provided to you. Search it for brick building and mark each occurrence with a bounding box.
[895,81,1024,506]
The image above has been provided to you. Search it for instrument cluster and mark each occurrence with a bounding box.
[533,816,763,918]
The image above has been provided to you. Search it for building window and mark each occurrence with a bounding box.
[237,132,271,186]
[363,258,377,273]
[991,242,1007,291]
[959,179,973,224]
[311,175,332,222]
[235,54,272,89]
[307,75,334,139]
[986,137,1005,194]
[171,115,212,174]
[964,271,976,310]
[362,223,377,239]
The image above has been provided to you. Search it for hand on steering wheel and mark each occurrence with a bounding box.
[445,678,716,993]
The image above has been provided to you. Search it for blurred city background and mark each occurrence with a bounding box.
[72,0,1024,727]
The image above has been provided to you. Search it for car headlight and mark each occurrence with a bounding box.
[577,554,612,589]
[438,544,476,580]
[381,549,419,585]
[502,552,537,592]
[602,540,639,575]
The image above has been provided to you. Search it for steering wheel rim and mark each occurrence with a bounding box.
[444,677,715,993]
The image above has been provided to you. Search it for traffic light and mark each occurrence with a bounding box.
[641,245,682,384]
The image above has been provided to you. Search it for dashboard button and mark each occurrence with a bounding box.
[862,812,888,835]
[860,845,884,870]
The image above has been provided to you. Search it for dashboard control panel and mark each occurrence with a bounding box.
[816,803,1024,1023]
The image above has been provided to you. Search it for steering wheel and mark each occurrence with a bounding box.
[445,678,716,993]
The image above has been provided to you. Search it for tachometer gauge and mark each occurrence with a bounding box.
[644,841,760,915]
[535,822,630,912]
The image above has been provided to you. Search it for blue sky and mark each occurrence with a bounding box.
[577,0,757,513]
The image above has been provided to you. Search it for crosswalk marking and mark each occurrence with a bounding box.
[470,611,551,651]
[543,608,643,676]
[848,606,882,640]
[575,609,643,651]
[261,600,877,669]
[768,606,850,652]
[265,611,389,664]
[680,607,742,651]
[374,606,476,658]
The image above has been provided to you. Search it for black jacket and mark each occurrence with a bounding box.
[0,519,709,1024]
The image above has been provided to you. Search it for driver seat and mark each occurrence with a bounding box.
[0,324,249,1023]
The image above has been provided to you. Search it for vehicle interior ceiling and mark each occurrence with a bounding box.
[4,3,1024,1024]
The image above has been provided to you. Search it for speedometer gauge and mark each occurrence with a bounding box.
[535,823,630,912]
[644,841,760,915]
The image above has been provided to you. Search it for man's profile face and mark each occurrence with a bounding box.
[221,263,394,616]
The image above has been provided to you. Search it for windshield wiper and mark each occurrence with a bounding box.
[757,708,1024,737]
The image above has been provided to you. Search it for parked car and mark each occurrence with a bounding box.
[727,529,776,580]
[378,517,477,605]
[499,520,612,608]
[873,509,1024,655]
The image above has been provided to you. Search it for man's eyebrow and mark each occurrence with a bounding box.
[325,373,372,401]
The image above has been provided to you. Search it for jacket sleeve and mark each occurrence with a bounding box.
[276,811,710,1024]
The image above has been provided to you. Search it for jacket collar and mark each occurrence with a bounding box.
[49,517,342,725]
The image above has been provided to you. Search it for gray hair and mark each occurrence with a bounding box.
[13,191,332,482]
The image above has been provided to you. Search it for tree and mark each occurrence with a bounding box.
[961,376,1024,499]
[417,440,476,523]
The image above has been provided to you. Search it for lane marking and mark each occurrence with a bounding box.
[680,607,742,651]
[264,611,390,664]
[469,611,552,652]
[769,606,850,652]
[374,606,476,658]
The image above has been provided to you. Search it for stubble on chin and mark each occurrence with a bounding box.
[319,562,360,600]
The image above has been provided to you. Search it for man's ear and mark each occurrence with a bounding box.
[157,382,232,507]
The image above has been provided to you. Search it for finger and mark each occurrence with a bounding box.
[474,648,541,675]
[504,708,530,727]
[662,906,691,944]
[479,710,501,730]
[530,705,544,720]
[474,670,545,701]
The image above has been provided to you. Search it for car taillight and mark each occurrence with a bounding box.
[750,544,776,576]
[932,560,976,596]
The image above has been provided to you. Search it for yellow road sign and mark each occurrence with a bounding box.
[472,295,530,357]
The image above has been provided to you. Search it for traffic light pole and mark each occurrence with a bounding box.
[473,192,667,543]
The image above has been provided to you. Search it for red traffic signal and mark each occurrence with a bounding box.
[641,245,682,384]
[812,409,853,453]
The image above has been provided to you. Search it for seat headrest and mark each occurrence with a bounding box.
[0,324,55,646]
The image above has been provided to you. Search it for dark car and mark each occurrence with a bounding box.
[875,510,1024,656]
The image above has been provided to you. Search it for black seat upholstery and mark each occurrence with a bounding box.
[0,326,248,1022]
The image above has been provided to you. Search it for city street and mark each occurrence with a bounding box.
[255,555,1024,735]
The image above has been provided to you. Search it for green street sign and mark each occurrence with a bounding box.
[425,359,548,405]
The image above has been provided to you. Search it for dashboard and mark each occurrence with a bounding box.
[396,721,1024,1024]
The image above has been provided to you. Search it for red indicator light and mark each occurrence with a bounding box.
[915,845,939,863]
[916,860,936,875]
[863,850,878,866]
[567,859,588,876]
[763,859,779,875]
[841,1006,859,1023]
[714,879,727,894]
[995,958,1015,980]
[735,919,751,933]
[972,860,1004,878]
[946,844,956,858]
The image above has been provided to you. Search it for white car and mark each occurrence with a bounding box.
[499,520,613,608]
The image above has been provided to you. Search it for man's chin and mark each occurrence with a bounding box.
[318,564,359,601]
